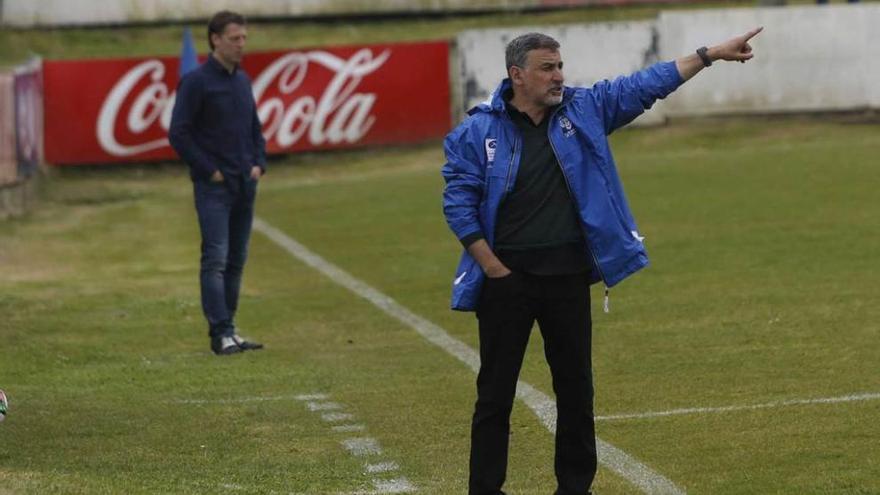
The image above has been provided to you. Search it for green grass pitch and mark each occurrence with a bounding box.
[1,117,878,493]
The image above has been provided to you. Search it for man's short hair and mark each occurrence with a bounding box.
[207,10,246,51]
[505,33,560,72]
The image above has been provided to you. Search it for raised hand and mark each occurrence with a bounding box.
[712,26,763,63]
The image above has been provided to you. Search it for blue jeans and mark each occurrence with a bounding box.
[193,176,257,338]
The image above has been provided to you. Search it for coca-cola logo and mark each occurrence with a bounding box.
[96,48,391,157]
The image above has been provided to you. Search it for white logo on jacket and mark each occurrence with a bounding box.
[485,139,497,162]
[559,115,576,138]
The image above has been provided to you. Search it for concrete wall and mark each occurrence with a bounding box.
[2,0,486,27]
[456,21,665,125]
[871,20,880,109]
[657,4,880,116]
[0,177,39,221]
[455,4,880,124]
[2,0,623,27]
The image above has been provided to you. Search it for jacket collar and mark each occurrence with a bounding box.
[206,53,238,75]
[469,78,574,116]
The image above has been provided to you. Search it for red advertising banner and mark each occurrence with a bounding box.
[43,41,450,165]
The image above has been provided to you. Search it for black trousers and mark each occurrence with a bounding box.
[469,272,596,495]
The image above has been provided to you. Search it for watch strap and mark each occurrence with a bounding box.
[697,46,712,67]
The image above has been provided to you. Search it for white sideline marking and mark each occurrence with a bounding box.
[333,424,366,433]
[295,393,330,401]
[366,461,400,473]
[322,412,355,422]
[341,477,417,495]
[596,391,880,422]
[173,391,880,415]
[307,401,343,411]
[371,478,416,493]
[253,217,685,495]
[172,395,293,404]
[294,394,414,493]
[343,437,383,456]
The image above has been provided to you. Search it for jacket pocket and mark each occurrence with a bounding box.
[451,254,482,311]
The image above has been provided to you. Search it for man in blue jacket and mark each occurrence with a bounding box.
[170,11,266,356]
[442,28,762,494]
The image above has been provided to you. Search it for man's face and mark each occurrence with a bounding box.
[511,48,565,108]
[212,23,247,66]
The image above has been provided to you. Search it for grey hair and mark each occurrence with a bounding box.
[505,33,560,71]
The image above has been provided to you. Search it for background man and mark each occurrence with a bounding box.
[442,28,762,495]
[170,10,266,356]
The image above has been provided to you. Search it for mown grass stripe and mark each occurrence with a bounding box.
[253,216,686,495]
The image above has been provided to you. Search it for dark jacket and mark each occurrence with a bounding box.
[169,55,266,181]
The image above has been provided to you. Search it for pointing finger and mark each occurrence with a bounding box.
[743,26,764,41]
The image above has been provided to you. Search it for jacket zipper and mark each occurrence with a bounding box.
[483,113,519,249]
[547,107,610,312]
[505,136,518,194]
[501,113,519,195]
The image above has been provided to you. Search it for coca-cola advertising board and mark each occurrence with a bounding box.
[43,41,450,165]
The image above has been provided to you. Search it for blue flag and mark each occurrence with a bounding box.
[179,27,198,77]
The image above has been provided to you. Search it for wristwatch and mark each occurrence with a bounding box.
[696,46,712,67]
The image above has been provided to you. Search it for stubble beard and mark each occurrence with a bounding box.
[545,93,563,106]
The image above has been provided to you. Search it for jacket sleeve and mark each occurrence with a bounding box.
[591,61,684,135]
[441,124,486,245]
[169,73,217,178]
[251,102,267,173]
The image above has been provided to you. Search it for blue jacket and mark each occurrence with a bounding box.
[442,61,683,311]
[169,55,266,182]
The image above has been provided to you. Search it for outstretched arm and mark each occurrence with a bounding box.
[676,27,764,82]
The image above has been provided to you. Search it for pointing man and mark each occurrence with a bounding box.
[442,27,762,494]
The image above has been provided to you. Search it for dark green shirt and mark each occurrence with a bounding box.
[493,102,592,275]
